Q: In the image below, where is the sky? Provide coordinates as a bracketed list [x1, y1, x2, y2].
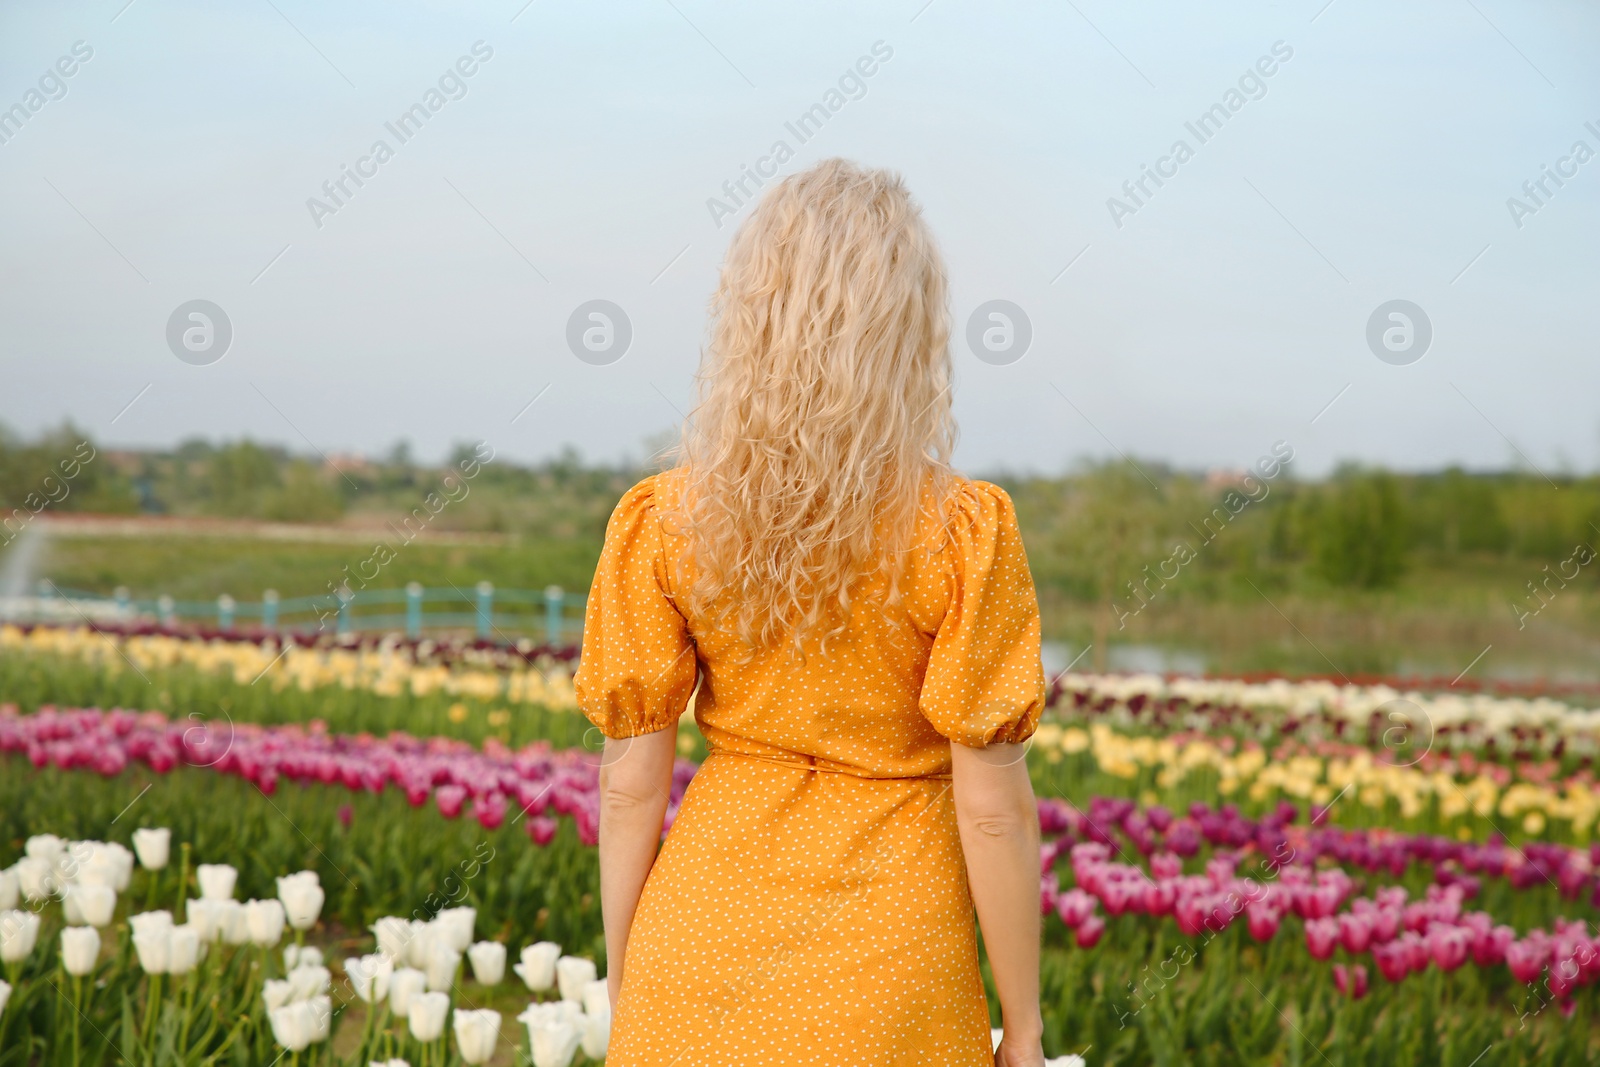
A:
[1, 0, 1597, 479]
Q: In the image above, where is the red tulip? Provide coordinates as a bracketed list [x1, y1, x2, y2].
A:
[1373, 941, 1410, 983]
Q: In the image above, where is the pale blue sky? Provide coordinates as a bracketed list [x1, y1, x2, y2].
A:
[2, 0, 1597, 477]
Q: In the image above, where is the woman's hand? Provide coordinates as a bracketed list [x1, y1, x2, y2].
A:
[994, 1032, 1047, 1067]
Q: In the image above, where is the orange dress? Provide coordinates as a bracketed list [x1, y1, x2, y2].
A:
[574, 468, 1045, 1067]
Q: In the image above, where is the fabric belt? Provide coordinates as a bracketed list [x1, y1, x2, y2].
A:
[704, 747, 953, 782]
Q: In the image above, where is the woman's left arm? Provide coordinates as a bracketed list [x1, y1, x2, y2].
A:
[599, 727, 678, 1008]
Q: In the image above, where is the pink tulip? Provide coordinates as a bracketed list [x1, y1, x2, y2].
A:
[1150, 853, 1182, 881]
[1246, 905, 1281, 943]
[1305, 918, 1338, 960]
[1075, 915, 1105, 948]
[436, 785, 467, 819]
[1332, 963, 1368, 999]
[526, 816, 559, 847]
[1507, 939, 1549, 984]
[1372, 941, 1410, 983]
[1426, 924, 1470, 971]
[1337, 912, 1372, 954]
[1055, 889, 1097, 929]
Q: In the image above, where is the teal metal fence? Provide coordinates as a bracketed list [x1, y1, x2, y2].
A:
[22, 581, 587, 645]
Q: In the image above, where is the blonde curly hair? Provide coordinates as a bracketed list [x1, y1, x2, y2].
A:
[665, 158, 958, 658]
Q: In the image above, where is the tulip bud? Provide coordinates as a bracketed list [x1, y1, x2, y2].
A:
[408, 990, 450, 1042]
[453, 1007, 501, 1065]
[132, 828, 171, 871]
[513, 942, 561, 992]
[245, 899, 286, 947]
[389, 967, 427, 1016]
[61, 926, 101, 976]
[345, 953, 394, 1003]
[0, 910, 42, 964]
[277, 872, 324, 932]
[555, 955, 597, 1002]
[167, 924, 202, 975]
[197, 864, 238, 901]
[467, 941, 506, 985]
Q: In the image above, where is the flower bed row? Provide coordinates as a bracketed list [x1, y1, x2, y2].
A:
[0, 705, 697, 849]
[1033, 722, 1600, 837]
[1049, 673, 1600, 759]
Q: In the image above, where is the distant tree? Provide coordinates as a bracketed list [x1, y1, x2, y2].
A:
[1057, 460, 1170, 671]
[206, 441, 281, 517]
[262, 460, 345, 523]
[1308, 468, 1409, 588]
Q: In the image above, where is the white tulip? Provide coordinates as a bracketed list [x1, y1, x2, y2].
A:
[345, 953, 393, 1003]
[186, 898, 223, 942]
[405, 921, 437, 970]
[388, 967, 427, 1017]
[467, 941, 506, 985]
[268, 999, 319, 1052]
[277, 872, 324, 931]
[218, 899, 250, 945]
[436, 906, 476, 952]
[452, 1007, 501, 1065]
[368, 1061, 409, 1067]
[167, 925, 202, 975]
[25, 834, 66, 863]
[0, 980, 10, 1017]
[285, 944, 324, 971]
[61, 926, 101, 976]
[1045, 1057, 1088, 1067]
[513, 942, 561, 991]
[287, 964, 331, 1002]
[425, 945, 460, 993]
[992, 1029, 1005, 1052]
[129, 910, 172, 936]
[263, 979, 296, 1010]
[63, 884, 116, 928]
[15, 857, 55, 902]
[196, 864, 237, 901]
[0, 868, 17, 911]
[132, 928, 170, 974]
[555, 956, 597, 1003]
[579, 977, 610, 1019]
[408, 990, 450, 1042]
[132, 828, 171, 871]
[245, 899, 286, 947]
[307, 994, 332, 1042]
[527, 1020, 581, 1067]
[371, 916, 411, 962]
[520, 1000, 584, 1028]
[0, 910, 41, 964]
[580, 1007, 611, 1060]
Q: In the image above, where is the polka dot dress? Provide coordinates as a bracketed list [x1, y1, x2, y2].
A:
[574, 468, 1046, 1067]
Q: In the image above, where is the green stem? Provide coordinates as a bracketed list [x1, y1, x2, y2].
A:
[174, 842, 191, 922]
[178, 968, 197, 1052]
[72, 974, 83, 1067]
[144, 972, 163, 1056]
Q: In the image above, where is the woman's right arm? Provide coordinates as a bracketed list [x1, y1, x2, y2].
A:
[951, 740, 1045, 1067]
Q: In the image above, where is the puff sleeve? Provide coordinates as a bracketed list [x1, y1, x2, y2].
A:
[573, 475, 698, 738]
[918, 480, 1046, 748]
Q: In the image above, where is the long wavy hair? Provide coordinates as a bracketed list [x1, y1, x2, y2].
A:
[665, 158, 958, 658]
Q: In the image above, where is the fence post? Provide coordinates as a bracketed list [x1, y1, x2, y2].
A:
[157, 595, 176, 629]
[262, 589, 279, 632]
[544, 585, 564, 646]
[406, 582, 423, 639]
[337, 590, 352, 636]
[217, 595, 235, 632]
[114, 586, 131, 619]
[475, 581, 494, 640]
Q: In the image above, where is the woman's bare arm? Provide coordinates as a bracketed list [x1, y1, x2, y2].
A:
[951, 741, 1044, 1065]
[598, 728, 678, 1008]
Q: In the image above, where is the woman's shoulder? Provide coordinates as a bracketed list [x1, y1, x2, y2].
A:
[915, 470, 1016, 543]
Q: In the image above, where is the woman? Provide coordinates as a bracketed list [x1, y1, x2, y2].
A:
[575, 158, 1047, 1066]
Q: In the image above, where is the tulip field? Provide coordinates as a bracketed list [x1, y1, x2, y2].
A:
[3, 625, 1600, 1064]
